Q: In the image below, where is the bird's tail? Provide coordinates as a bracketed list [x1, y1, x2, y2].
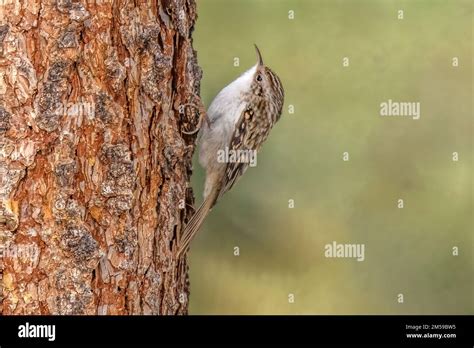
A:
[177, 189, 217, 257]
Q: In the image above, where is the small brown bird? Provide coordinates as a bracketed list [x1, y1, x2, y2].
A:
[178, 45, 284, 257]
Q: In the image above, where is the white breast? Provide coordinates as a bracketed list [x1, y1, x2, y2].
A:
[207, 64, 257, 127]
[198, 65, 257, 173]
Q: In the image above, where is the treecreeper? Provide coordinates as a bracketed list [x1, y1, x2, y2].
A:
[177, 45, 285, 257]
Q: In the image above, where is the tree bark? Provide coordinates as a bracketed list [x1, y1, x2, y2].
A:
[0, 0, 202, 315]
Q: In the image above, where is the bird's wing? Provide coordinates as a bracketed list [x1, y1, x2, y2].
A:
[219, 105, 271, 198]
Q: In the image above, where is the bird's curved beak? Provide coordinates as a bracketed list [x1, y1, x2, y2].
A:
[254, 44, 264, 66]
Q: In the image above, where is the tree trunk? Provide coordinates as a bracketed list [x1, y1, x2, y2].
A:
[0, 0, 202, 315]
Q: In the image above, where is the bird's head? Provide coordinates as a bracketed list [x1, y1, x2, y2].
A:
[251, 45, 285, 118]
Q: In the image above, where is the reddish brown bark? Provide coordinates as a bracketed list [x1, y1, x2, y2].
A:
[0, 0, 202, 315]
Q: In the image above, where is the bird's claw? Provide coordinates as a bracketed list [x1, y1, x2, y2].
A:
[181, 102, 211, 134]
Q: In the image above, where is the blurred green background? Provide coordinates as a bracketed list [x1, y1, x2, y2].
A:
[188, 0, 473, 314]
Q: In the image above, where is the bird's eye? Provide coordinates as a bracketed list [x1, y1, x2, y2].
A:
[256, 74, 262, 82]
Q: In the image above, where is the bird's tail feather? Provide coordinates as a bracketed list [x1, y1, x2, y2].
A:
[177, 189, 217, 257]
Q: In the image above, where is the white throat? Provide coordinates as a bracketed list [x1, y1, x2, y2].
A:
[206, 64, 257, 129]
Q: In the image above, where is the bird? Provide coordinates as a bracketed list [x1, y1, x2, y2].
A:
[177, 45, 284, 257]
